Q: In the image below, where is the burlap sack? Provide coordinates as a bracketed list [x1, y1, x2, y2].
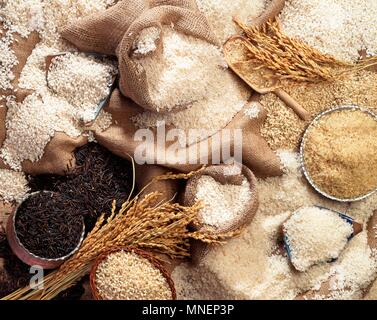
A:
[182, 164, 258, 264]
[20, 134, 88, 176]
[61, 0, 283, 200]
[93, 89, 282, 177]
[0, 24, 90, 176]
[135, 164, 180, 204]
[61, 0, 219, 113]
[0, 203, 15, 235]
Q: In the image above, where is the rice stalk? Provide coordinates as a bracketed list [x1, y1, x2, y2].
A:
[232, 19, 377, 83]
[1, 168, 234, 301]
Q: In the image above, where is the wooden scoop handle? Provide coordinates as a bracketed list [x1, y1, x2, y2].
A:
[274, 88, 311, 121]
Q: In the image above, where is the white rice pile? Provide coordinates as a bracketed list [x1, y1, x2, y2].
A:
[0, 169, 29, 203]
[0, 33, 18, 92]
[280, 0, 377, 62]
[132, 26, 250, 144]
[133, 26, 161, 56]
[47, 52, 117, 119]
[196, 0, 267, 44]
[195, 175, 252, 229]
[283, 206, 354, 272]
[1, 94, 111, 170]
[0, 0, 116, 171]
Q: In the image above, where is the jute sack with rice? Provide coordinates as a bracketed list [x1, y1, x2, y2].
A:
[0, 26, 37, 170]
[183, 164, 259, 263]
[89, 91, 282, 177]
[61, 0, 283, 178]
[0, 25, 87, 233]
[62, 0, 219, 113]
[0, 25, 87, 176]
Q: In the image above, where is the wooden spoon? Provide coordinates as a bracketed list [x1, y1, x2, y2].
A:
[223, 36, 310, 121]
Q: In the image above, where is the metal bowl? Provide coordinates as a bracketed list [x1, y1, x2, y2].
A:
[283, 205, 363, 267]
[6, 191, 85, 270]
[300, 105, 377, 202]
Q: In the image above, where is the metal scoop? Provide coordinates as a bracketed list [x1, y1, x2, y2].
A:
[223, 36, 310, 121]
[282, 205, 363, 270]
[45, 52, 118, 127]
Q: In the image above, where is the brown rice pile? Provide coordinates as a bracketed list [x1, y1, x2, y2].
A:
[303, 108, 377, 200]
[95, 250, 172, 300]
[260, 70, 377, 151]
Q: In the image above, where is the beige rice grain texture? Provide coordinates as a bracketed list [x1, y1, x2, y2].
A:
[133, 27, 161, 56]
[0, 169, 29, 203]
[95, 251, 172, 300]
[280, 0, 377, 62]
[261, 70, 377, 152]
[196, 0, 267, 44]
[173, 151, 377, 300]
[47, 52, 117, 114]
[132, 26, 250, 144]
[0, 34, 18, 92]
[303, 108, 377, 200]
[195, 175, 252, 229]
[283, 207, 354, 272]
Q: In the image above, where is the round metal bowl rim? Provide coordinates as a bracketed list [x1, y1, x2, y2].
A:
[12, 191, 85, 262]
[300, 105, 377, 203]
